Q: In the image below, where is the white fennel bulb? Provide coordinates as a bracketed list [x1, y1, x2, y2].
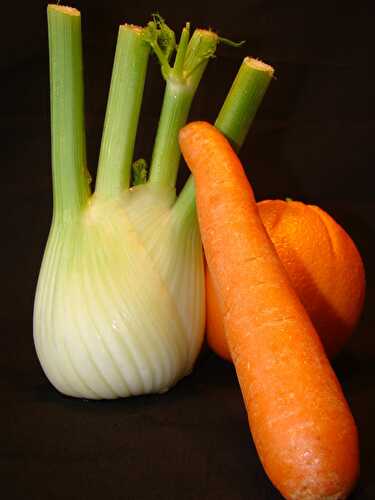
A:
[34, 5, 264, 399]
[34, 184, 204, 398]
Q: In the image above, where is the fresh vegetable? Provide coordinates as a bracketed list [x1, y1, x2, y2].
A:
[33, 5, 271, 399]
[179, 121, 359, 500]
[207, 199, 366, 361]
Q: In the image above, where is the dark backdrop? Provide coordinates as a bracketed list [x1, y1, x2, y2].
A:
[2, 1, 374, 499]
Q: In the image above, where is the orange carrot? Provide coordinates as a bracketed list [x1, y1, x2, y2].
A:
[179, 121, 359, 500]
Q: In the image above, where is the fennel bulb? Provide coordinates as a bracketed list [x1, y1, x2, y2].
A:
[34, 5, 272, 399]
[34, 6, 212, 399]
[34, 184, 204, 398]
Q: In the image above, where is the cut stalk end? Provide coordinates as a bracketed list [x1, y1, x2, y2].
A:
[48, 4, 80, 17]
[244, 57, 274, 76]
[121, 23, 143, 33]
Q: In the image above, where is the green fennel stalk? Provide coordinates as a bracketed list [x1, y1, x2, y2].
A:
[147, 26, 219, 188]
[95, 25, 150, 198]
[174, 57, 274, 221]
[48, 5, 90, 220]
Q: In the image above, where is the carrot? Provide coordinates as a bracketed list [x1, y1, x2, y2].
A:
[179, 121, 359, 500]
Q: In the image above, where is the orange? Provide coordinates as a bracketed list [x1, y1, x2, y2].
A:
[206, 199, 366, 360]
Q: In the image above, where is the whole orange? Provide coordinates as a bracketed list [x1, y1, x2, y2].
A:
[206, 199, 366, 360]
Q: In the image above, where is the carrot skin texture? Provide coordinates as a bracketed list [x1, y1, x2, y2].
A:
[179, 121, 359, 500]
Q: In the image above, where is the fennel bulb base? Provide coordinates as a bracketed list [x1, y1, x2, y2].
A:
[33, 185, 205, 399]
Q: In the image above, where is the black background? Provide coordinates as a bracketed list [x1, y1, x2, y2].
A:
[2, 1, 375, 499]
